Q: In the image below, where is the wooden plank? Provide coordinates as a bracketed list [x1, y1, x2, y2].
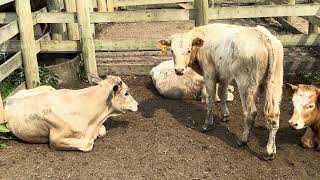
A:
[35, 4, 320, 23]
[64, 0, 79, 40]
[0, 52, 22, 82]
[287, 0, 296, 23]
[274, 17, 302, 34]
[15, 0, 40, 88]
[114, 0, 193, 7]
[3, 82, 26, 101]
[0, 8, 47, 45]
[91, 9, 194, 23]
[0, 0, 13, 6]
[107, 0, 114, 12]
[301, 16, 320, 27]
[76, 0, 98, 76]
[0, 12, 16, 24]
[0, 20, 18, 45]
[47, 0, 65, 40]
[279, 33, 320, 46]
[35, 10, 193, 23]
[195, 0, 208, 26]
[0, 32, 50, 53]
[208, 4, 320, 19]
[308, 0, 319, 34]
[38, 34, 320, 53]
[98, 64, 156, 76]
[97, 0, 107, 12]
[178, 2, 194, 9]
[0, 33, 50, 82]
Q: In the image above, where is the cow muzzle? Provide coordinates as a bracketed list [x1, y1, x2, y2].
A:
[175, 68, 185, 76]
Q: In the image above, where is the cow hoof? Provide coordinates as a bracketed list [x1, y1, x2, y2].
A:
[221, 117, 229, 123]
[237, 139, 247, 147]
[201, 124, 213, 132]
[263, 153, 275, 161]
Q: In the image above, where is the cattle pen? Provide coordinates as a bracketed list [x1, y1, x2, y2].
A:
[0, 0, 319, 91]
[1, 0, 320, 179]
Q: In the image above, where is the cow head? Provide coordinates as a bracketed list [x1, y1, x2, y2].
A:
[89, 75, 138, 113]
[287, 83, 320, 129]
[158, 33, 204, 76]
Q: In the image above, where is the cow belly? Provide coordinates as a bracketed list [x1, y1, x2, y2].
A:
[5, 106, 50, 143]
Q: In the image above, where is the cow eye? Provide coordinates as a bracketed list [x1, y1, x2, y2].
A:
[125, 92, 129, 96]
[187, 50, 191, 53]
[306, 104, 314, 109]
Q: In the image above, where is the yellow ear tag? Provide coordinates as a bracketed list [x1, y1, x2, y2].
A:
[161, 46, 169, 55]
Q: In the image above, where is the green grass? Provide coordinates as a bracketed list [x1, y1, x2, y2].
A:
[299, 70, 320, 85]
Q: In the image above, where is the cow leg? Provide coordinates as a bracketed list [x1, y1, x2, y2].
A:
[98, 125, 107, 138]
[237, 85, 258, 146]
[264, 114, 279, 160]
[202, 73, 216, 131]
[301, 127, 315, 149]
[218, 80, 230, 122]
[49, 131, 94, 152]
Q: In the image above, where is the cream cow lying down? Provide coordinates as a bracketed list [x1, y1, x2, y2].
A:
[0, 75, 138, 151]
[150, 60, 234, 102]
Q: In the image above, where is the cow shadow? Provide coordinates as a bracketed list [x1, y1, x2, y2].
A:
[140, 81, 302, 160]
[104, 118, 129, 131]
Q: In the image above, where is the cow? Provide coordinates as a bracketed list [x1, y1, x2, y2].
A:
[287, 83, 320, 150]
[0, 75, 138, 151]
[158, 23, 283, 160]
[150, 60, 235, 102]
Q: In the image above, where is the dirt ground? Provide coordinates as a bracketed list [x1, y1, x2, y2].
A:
[1, 17, 320, 179]
[1, 76, 320, 179]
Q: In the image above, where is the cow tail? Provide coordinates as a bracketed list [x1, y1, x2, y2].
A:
[263, 37, 283, 118]
[0, 94, 5, 124]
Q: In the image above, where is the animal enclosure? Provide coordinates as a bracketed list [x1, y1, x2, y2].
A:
[0, 0, 319, 93]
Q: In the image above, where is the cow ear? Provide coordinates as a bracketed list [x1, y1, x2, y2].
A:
[286, 83, 298, 94]
[157, 40, 171, 48]
[192, 38, 204, 47]
[113, 84, 119, 93]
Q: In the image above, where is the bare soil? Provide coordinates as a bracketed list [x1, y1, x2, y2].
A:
[1, 76, 320, 179]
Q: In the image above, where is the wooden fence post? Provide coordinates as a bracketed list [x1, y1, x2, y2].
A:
[209, 0, 214, 8]
[97, 0, 107, 12]
[107, 0, 114, 12]
[64, 0, 80, 40]
[88, 0, 95, 37]
[195, 0, 209, 27]
[47, 0, 65, 40]
[76, 0, 98, 76]
[15, 0, 40, 88]
[308, 0, 319, 34]
[287, 0, 295, 23]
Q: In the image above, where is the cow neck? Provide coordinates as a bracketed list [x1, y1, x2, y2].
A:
[190, 47, 204, 76]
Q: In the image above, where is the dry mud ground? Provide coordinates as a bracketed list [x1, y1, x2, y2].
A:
[1, 76, 320, 179]
[1, 19, 320, 179]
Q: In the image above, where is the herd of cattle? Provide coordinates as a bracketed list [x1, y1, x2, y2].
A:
[0, 23, 319, 161]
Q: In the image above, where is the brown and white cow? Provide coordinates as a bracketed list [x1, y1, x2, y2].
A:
[0, 75, 138, 151]
[287, 83, 320, 150]
[159, 23, 283, 160]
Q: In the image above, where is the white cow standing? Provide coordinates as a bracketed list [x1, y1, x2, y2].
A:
[150, 60, 234, 102]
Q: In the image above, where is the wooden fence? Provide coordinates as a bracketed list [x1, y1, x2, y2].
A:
[0, 0, 319, 91]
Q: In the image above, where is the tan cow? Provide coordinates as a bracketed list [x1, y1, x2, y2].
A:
[287, 83, 320, 150]
[1, 75, 138, 151]
[159, 23, 283, 160]
[150, 60, 235, 102]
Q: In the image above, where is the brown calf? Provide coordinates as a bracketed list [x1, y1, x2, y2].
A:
[287, 83, 320, 149]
